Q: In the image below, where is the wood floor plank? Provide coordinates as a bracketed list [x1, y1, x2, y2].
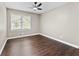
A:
[1, 35, 79, 56]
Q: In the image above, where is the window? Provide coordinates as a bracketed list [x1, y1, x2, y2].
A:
[10, 13, 31, 30]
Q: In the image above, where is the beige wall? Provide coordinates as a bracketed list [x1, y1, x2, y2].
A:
[7, 9, 40, 37]
[0, 3, 7, 54]
[40, 3, 79, 46]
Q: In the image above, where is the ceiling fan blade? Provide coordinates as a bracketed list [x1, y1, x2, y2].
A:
[37, 8, 42, 10]
[34, 2, 37, 4]
[37, 3, 42, 7]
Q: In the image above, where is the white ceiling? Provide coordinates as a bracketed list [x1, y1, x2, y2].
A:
[3, 2, 68, 14]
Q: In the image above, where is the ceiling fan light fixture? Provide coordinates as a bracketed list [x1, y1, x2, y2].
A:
[33, 7, 37, 11]
[32, 2, 42, 11]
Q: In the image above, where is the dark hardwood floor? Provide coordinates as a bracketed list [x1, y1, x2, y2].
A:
[1, 35, 79, 56]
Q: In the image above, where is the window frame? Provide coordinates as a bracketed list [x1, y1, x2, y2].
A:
[8, 10, 32, 31]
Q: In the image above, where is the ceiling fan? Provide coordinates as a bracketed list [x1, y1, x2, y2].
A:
[32, 2, 42, 11]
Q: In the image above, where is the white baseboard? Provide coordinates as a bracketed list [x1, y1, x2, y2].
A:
[0, 39, 7, 55]
[8, 33, 40, 39]
[0, 33, 40, 55]
[39, 33, 79, 49]
[1, 33, 79, 55]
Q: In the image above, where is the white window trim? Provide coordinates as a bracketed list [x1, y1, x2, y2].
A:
[10, 12, 32, 31]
